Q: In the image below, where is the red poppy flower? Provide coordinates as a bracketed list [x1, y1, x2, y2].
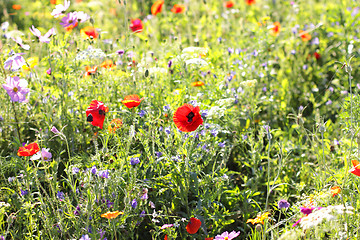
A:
[80, 26, 99, 39]
[17, 142, 40, 157]
[205, 238, 214, 240]
[86, 100, 109, 129]
[350, 160, 360, 177]
[186, 217, 201, 234]
[173, 104, 203, 132]
[50, 0, 57, 4]
[314, 52, 321, 60]
[224, 1, 234, 8]
[164, 235, 167, 240]
[130, 19, 143, 33]
[84, 66, 98, 77]
[299, 30, 311, 42]
[270, 22, 281, 36]
[121, 95, 142, 109]
[171, 4, 186, 13]
[151, 0, 164, 15]
[245, 0, 256, 5]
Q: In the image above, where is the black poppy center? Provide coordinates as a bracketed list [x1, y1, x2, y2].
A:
[186, 112, 195, 123]
[99, 109, 105, 116]
[87, 113, 93, 122]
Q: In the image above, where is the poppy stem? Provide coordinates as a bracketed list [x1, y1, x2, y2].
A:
[12, 101, 22, 144]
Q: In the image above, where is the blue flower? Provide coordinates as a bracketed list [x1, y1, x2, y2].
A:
[138, 110, 146, 117]
[155, 151, 162, 158]
[278, 199, 290, 209]
[140, 210, 146, 218]
[130, 157, 140, 165]
[218, 141, 226, 148]
[57, 191, 65, 200]
[20, 189, 28, 196]
[72, 167, 80, 174]
[131, 199, 138, 208]
[99, 170, 110, 179]
[91, 165, 97, 175]
[165, 127, 171, 134]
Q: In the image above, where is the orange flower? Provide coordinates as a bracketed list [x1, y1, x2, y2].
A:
[270, 22, 281, 36]
[191, 81, 205, 87]
[299, 30, 311, 42]
[12, 5, 22, 10]
[17, 142, 40, 157]
[171, 4, 186, 13]
[151, 0, 164, 15]
[246, 212, 270, 225]
[65, 22, 78, 32]
[330, 186, 341, 197]
[84, 66, 98, 77]
[108, 118, 123, 133]
[50, 0, 57, 4]
[186, 217, 201, 234]
[224, 1, 234, 8]
[100, 60, 116, 70]
[101, 211, 123, 219]
[80, 26, 99, 39]
[245, 0, 256, 5]
[350, 160, 360, 177]
[205, 238, 214, 240]
[122, 95, 142, 109]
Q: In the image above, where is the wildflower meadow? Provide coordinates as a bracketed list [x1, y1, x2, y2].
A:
[0, 0, 359, 239]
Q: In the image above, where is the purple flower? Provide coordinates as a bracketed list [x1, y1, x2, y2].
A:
[140, 210, 146, 217]
[91, 166, 97, 175]
[20, 189, 28, 196]
[98, 229, 106, 239]
[303, 65, 308, 70]
[155, 151, 162, 158]
[99, 170, 110, 179]
[51, 0, 70, 18]
[228, 47, 234, 54]
[201, 110, 208, 118]
[168, 60, 172, 68]
[300, 207, 315, 215]
[211, 129, 218, 137]
[290, 50, 296, 55]
[74, 205, 80, 215]
[311, 37, 319, 45]
[29, 26, 56, 43]
[57, 191, 65, 200]
[117, 49, 124, 55]
[60, 12, 78, 28]
[218, 141, 226, 148]
[215, 231, 240, 240]
[278, 199, 290, 209]
[4, 53, 26, 71]
[138, 110, 146, 117]
[79, 234, 90, 240]
[106, 200, 113, 208]
[165, 127, 171, 134]
[326, 100, 332, 105]
[130, 157, 140, 165]
[51, 126, 60, 134]
[2, 76, 30, 102]
[163, 105, 170, 111]
[46, 68, 52, 75]
[131, 199, 138, 208]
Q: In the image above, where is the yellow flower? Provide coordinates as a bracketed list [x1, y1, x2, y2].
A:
[101, 211, 123, 219]
[246, 212, 270, 225]
[22, 57, 39, 71]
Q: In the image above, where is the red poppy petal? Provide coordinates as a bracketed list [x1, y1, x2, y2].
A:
[186, 217, 201, 234]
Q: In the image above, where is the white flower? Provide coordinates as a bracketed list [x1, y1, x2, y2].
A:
[185, 58, 208, 67]
[240, 79, 257, 87]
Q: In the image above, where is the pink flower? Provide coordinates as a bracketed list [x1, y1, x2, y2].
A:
[11, 37, 30, 50]
[160, 224, 174, 229]
[215, 231, 240, 240]
[4, 52, 26, 71]
[51, 0, 70, 18]
[2, 76, 30, 102]
[29, 26, 56, 43]
[60, 12, 78, 28]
